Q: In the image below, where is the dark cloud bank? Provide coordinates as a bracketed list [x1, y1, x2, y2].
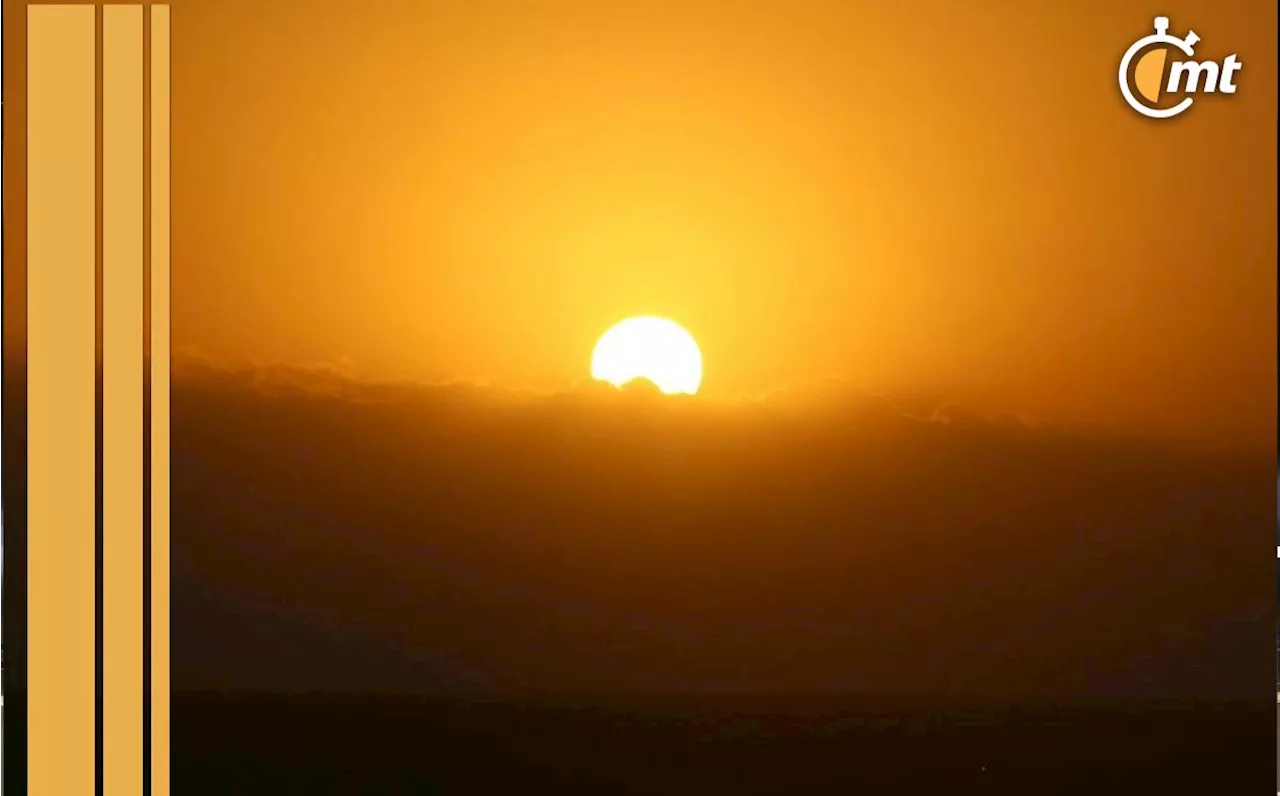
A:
[171, 356, 1271, 700]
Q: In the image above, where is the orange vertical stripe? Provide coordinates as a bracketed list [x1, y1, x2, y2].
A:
[103, 5, 145, 795]
[149, 6, 172, 796]
[27, 5, 98, 795]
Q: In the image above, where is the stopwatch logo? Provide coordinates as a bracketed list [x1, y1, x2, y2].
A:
[1118, 16, 1242, 119]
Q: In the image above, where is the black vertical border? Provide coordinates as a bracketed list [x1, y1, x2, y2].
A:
[93, 5, 104, 795]
[141, 5, 153, 794]
[0, 1, 28, 791]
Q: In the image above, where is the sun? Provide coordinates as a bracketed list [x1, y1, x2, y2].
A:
[591, 316, 703, 396]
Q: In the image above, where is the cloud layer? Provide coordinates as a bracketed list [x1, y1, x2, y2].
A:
[169, 354, 1271, 699]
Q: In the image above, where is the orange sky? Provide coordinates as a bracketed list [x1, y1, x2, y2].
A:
[25, 0, 1278, 443]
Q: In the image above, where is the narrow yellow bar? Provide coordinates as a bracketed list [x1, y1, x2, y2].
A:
[150, 6, 173, 796]
[103, 6, 145, 796]
[26, 5, 98, 795]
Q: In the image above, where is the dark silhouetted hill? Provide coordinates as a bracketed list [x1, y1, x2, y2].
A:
[166, 356, 1271, 700]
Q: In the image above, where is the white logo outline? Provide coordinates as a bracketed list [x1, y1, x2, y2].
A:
[1118, 16, 1199, 119]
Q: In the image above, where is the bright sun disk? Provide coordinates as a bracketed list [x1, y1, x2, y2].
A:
[591, 316, 703, 396]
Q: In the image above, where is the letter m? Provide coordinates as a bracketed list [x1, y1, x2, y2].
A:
[1168, 60, 1220, 93]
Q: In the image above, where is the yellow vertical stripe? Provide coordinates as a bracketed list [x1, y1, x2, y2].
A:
[26, 5, 98, 795]
[149, 6, 173, 796]
[103, 6, 145, 796]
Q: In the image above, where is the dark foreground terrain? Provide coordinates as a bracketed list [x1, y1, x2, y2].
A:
[164, 693, 1267, 795]
[138, 371, 1272, 795]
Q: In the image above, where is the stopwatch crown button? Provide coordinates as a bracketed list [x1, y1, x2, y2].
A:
[1153, 16, 1169, 35]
